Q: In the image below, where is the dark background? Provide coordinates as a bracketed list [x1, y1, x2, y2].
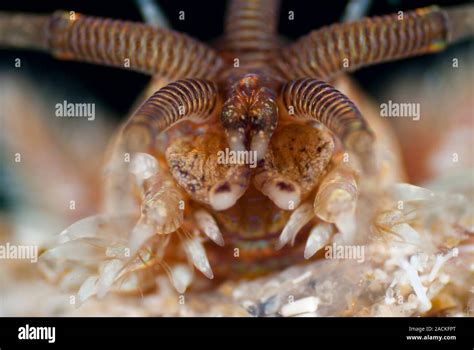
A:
[0, 0, 471, 119]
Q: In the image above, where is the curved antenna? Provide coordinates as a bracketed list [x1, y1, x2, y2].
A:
[280, 79, 375, 173]
[0, 11, 223, 80]
[275, 5, 474, 80]
[221, 0, 281, 64]
[123, 79, 220, 152]
[0, 12, 48, 51]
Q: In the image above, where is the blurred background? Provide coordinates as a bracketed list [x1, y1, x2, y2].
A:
[0, 0, 472, 316]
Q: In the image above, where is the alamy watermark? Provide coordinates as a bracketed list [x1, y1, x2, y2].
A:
[55, 100, 95, 121]
[380, 100, 420, 121]
[324, 242, 365, 263]
[0, 242, 38, 263]
[18, 324, 55, 343]
[217, 148, 258, 168]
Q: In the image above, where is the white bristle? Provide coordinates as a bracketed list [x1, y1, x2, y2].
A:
[428, 250, 456, 282]
[335, 212, 356, 243]
[389, 183, 435, 202]
[194, 210, 224, 246]
[97, 259, 124, 299]
[129, 220, 155, 253]
[391, 223, 421, 245]
[399, 259, 432, 312]
[280, 297, 320, 317]
[291, 271, 312, 284]
[277, 202, 313, 249]
[304, 223, 333, 259]
[183, 238, 214, 279]
[171, 264, 194, 294]
[77, 276, 99, 306]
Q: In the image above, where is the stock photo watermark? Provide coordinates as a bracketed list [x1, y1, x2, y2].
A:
[55, 100, 96, 121]
[0, 242, 38, 263]
[380, 100, 420, 121]
[324, 243, 365, 263]
[217, 148, 258, 168]
[18, 324, 56, 343]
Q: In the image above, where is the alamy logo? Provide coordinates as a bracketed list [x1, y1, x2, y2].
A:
[380, 100, 420, 121]
[0, 242, 38, 263]
[18, 324, 56, 343]
[324, 243, 365, 263]
[217, 148, 258, 168]
[55, 100, 95, 121]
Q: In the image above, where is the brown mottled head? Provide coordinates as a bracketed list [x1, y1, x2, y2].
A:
[220, 73, 278, 160]
[165, 121, 334, 212]
[254, 123, 335, 210]
[165, 130, 251, 211]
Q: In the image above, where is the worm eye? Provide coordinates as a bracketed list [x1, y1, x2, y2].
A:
[214, 182, 231, 193]
[276, 181, 295, 192]
[165, 133, 250, 210]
